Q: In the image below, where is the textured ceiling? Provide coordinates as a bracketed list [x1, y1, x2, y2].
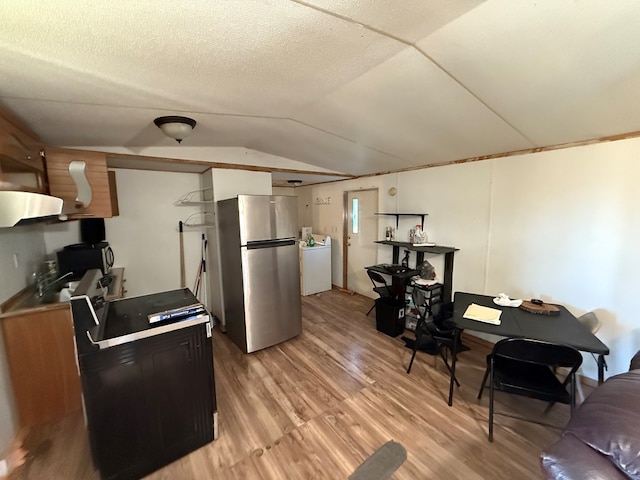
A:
[2, 1, 640, 177]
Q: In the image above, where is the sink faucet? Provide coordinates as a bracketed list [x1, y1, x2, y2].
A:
[36, 271, 74, 298]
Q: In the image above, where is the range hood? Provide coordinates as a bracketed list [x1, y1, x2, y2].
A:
[0, 191, 64, 227]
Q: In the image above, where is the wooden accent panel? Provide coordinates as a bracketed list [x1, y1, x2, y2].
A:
[0, 111, 46, 193]
[108, 170, 119, 216]
[106, 267, 126, 300]
[1, 307, 82, 427]
[45, 147, 116, 218]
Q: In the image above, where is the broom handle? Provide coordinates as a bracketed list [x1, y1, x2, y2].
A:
[179, 221, 186, 288]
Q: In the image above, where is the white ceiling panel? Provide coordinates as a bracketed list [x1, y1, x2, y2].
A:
[271, 171, 352, 187]
[420, 1, 640, 145]
[297, 47, 533, 165]
[300, 0, 485, 43]
[0, 1, 403, 116]
[241, 117, 413, 175]
[2, 1, 640, 178]
[1, 97, 400, 175]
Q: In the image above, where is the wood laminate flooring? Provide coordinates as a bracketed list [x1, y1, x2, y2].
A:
[14, 289, 575, 479]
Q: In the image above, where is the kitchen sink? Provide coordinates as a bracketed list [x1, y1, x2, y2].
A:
[16, 277, 78, 309]
[39, 280, 78, 304]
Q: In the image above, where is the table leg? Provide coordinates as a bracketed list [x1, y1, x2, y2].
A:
[448, 328, 460, 406]
[391, 277, 405, 301]
[597, 354, 605, 384]
[442, 252, 455, 304]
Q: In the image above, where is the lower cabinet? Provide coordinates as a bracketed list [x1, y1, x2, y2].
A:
[79, 323, 216, 480]
[1, 305, 82, 427]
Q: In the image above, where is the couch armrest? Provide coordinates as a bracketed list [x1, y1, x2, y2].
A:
[541, 434, 627, 480]
[630, 350, 640, 371]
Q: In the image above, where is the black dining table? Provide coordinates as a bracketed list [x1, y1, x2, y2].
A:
[447, 292, 610, 406]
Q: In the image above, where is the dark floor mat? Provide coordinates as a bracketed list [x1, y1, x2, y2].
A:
[349, 440, 407, 480]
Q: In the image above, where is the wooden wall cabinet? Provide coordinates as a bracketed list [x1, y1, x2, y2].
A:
[0, 112, 46, 193]
[1, 305, 82, 427]
[45, 147, 119, 218]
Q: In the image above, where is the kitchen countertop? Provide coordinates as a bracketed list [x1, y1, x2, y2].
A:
[0, 268, 125, 318]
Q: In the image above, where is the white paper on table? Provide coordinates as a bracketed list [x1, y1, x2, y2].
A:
[463, 303, 502, 325]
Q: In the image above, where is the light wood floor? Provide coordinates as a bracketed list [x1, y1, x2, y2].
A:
[14, 289, 576, 479]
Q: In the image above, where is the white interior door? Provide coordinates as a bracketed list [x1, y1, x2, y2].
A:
[346, 189, 378, 296]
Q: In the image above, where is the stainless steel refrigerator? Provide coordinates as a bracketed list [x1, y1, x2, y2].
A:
[217, 195, 301, 353]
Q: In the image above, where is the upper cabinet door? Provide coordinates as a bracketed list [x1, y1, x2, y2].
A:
[45, 147, 119, 218]
[0, 115, 46, 193]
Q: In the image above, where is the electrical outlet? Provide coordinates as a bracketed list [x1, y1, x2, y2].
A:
[13, 253, 19, 269]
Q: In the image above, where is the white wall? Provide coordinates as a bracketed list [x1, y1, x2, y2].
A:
[299, 137, 640, 380]
[104, 169, 204, 297]
[271, 186, 294, 196]
[202, 168, 272, 325]
[486, 142, 640, 376]
[43, 220, 80, 254]
[0, 224, 46, 452]
[297, 175, 399, 286]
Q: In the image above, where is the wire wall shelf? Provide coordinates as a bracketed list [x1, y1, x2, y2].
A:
[174, 188, 216, 206]
[182, 211, 214, 228]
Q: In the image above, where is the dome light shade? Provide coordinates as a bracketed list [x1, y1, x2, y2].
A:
[153, 116, 197, 143]
[287, 179, 302, 186]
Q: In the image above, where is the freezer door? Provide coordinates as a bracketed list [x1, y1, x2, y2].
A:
[238, 195, 297, 244]
[241, 241, 301, 353]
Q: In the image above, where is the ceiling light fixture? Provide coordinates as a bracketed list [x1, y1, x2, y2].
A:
[287, 179, 303, 186]
[153, 116, 197, 143]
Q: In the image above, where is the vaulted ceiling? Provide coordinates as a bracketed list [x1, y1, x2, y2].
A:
[2, 1, 640, 177]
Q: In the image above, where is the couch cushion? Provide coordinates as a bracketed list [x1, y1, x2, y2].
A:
[630, 350, 640, 371]
[563, 370, 640, 478]
[541, 433, 627, 479]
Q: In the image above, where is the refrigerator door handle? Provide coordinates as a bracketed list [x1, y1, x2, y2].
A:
[246, 239, 296, 250]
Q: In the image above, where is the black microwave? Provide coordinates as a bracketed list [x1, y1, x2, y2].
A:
[56, 242, 114, 278]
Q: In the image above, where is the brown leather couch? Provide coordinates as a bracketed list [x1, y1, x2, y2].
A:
[540, 351, 640, 479]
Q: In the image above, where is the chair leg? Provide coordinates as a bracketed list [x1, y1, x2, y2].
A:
[488, 361, 494, 442]
[407, 347, 418, 374]
[478, 366, 489, 400]
[439, 347, 460, 387]
[570, 373, 576, 416]
[366, 302, 375, 316]
[575, 371, 585, 404]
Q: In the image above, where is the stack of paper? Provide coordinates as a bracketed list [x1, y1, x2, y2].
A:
[463, 303, 502, 325]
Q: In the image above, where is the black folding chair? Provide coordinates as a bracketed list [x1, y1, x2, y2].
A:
[477, 338, 583, 442]
[366, 269, 393, 316]
[406, 288, 459, 383]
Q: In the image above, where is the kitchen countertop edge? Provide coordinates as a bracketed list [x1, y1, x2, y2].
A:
[1, 267, 125, 319]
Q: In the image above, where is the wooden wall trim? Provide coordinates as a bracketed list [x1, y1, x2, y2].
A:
[356, 129, 640, 179]
[104, 151, 355, 178]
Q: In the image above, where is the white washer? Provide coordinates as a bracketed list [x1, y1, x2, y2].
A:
[299, 243, 332, 296]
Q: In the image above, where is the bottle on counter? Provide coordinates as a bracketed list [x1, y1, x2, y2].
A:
[414, 225, 422, 244]
[307, 235, 315, 247]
